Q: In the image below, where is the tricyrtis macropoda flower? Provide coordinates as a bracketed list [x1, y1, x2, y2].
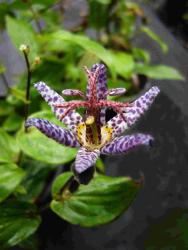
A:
[25, 64, 160, 176]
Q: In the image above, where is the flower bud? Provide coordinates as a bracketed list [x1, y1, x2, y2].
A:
[19, 44, 30, 54]
[34, 56, 41, 65]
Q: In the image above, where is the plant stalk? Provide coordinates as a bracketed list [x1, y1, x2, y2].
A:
[23, 50, 31, 132]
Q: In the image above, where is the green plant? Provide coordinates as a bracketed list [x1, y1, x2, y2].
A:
[0, 0, 184, 248]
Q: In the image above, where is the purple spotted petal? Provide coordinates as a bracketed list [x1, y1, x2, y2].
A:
[126, 86, 160, 126]
[34, 82, 83, 132]
[62, 89, 85, 98]
[107, 86, 160, 137]
[25, 118, 80, 148]
[107, 88, 126, 96]
[75, 147, 100, 174]
[101, 133, 153, 155]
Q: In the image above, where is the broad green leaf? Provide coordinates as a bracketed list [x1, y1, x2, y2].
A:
[0, 100, 13, 117]
[110, 51, 134, 78]
[78, 51, 99, 70]
[51, 172, 141, 227]
[132, 48, 150, 64]
[43, 30, 135, 78]
[0, 200, 41, 248]
[6, 16, 39, 60]
[10, 0, 55, 9]
[51, 172, 73, 198]
[44, 30, 114, 68]
[135, 64, 184, 80]
[14, 185, 27, 196]
[10, 87, 29, 104]
[141, 26, 168, 53]
[21, 158, 56, 201]
[0, 163, 25, 202]
[0, 129, 20, 163]
[18, 234, 38, 250]
[3, 114, 23, 132]
[17, 129, 77, 165]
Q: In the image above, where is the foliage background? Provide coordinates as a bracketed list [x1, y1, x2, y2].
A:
[0, 0, 188, 249]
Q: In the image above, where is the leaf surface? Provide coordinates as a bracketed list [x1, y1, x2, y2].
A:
[51, 172, 141, 227]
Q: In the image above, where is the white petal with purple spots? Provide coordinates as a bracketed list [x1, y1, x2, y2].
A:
[107, 86, 160, 137]
[62, 89, 85, 98]
[107, 88, 126, 96]
[75, 147, 100, 174]
[101, 133, 153, 155]
[34, 82, 83, 133]
[25, 118, 80, 148]
[126, 86, 160, 127]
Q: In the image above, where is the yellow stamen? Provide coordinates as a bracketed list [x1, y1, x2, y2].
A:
[101, 126, 113, 146]
[76, 121, 112, 151]
[85, 116, 95, 125]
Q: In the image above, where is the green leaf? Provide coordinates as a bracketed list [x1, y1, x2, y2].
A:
[10, 0, 55, 9]
[0, 129, 20, 163]
[43, 30, 134, 78]
[10, 87, 29, 104]
[6, 16, 39, 60]
[141, 26, 168, 53]
[0, 200, 41, 248]
[51, 172, 141, 227]
[51, 172, 73, 198]
[0, 100, 13, 117]
[18, 234, 38, 250]
[3, 114, 23, 132]
[21, 158, 56, 201]
[0, 163, 25, 202]
[110, 51, 134, 78]
[135, 64, 185, 80]
[132, 48, 150, 64]
[17, 129, 77, 165]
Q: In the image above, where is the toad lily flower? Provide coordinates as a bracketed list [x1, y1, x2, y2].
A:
[25, 64, 160, 175]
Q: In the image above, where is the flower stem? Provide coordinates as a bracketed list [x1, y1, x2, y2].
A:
[22, 50, 31, 132]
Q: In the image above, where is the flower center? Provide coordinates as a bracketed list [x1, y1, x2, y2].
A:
[76, 116, 112, 150]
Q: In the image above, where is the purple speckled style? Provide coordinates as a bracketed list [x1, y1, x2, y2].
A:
[87, 63, 107, 125]
[86, 63, 107, 101]
[26, 63, 160, 175]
